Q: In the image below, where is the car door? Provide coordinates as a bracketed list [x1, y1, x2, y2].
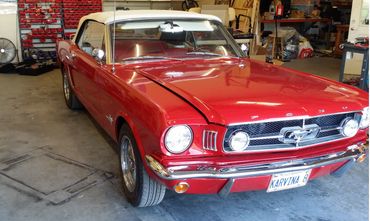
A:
[93, 67, 121, 135]
[70, 21, 106, 113]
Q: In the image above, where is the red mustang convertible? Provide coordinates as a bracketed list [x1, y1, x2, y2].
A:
[57, 10, 369, 207]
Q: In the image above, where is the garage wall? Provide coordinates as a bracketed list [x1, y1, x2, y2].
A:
[345, 0, 368, 75]
[197, 0, 216, 6]
[102, 0, 221, 11]
[102, 1, 182, 11]
[348, 0, 369, 43]
[0, 2, 22, 63]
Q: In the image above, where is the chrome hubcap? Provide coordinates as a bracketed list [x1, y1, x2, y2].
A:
[63, 70, 70, 100]
[120, 136, 137, 192]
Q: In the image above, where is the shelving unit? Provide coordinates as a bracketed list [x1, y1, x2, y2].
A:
[62, 0, 102, 39]
[18, 0, 63, 61]
[332, 0, 352, 8]
[290, 0, 314, 15]
[17, 0, 102, 61]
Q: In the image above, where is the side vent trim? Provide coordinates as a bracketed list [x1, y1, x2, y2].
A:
[203, 130, 218, 151]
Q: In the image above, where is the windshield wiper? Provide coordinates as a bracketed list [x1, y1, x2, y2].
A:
[186, 51, 223, 57]
[122, 56, 179, 62]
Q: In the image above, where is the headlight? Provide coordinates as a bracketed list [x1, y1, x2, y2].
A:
[340, 118, 359, 137]
[360, 107, 369, 129]
[229, 131, 250, 152]
[164, 125, 193, 154]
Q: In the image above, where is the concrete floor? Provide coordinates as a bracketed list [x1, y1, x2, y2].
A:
[0, 58, 368, 221]
[282, 56, 342, 80]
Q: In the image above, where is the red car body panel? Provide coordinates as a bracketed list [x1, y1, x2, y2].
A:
[57, 38, 369, 195]
[135, 58, 367, 125]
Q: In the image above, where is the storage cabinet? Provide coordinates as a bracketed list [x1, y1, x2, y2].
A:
[17, 0, 102, 61]
[18, 0, 63, 61]
[63, 0, 102, 39]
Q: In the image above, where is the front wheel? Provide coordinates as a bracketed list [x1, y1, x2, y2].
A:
[119, 124, 166, 207]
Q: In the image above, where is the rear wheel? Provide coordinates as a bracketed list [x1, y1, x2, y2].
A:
[119, 124, 166, 207]
[62, 66, 83, 110]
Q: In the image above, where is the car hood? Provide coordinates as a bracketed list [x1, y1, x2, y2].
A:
[135, 58, 368, 125]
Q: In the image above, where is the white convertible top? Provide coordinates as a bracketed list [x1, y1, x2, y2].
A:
[79, 10, 221, 26]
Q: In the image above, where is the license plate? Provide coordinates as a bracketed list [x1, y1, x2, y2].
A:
[267, 169, 311, 192]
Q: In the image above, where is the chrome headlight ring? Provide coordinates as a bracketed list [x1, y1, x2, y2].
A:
[340, 117, 360, 138]
[164, 125, 193, 154]
[228, 130, 250, 152]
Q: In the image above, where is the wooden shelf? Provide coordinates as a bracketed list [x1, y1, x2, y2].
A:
[332, 1, 352, 8]
[261, 18, 332, 23]
[105, 0, 183, 1]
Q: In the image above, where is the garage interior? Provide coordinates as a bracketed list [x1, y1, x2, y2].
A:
[0, 0, 369, 220]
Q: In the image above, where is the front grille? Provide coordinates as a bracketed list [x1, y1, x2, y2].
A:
[223, 112, 359, 152]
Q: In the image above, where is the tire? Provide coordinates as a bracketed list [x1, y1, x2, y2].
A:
[61, 65, 83, 110]
[119, 124, 166, 207]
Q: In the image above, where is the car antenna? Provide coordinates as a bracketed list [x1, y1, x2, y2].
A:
[112, 0, 117, 73]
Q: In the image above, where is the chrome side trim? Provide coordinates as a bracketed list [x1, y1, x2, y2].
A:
[228, 111, 361, 126]
[146, 144, 366, 180]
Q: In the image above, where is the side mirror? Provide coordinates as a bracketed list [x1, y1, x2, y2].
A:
[92, 48, 105, 63]
[240, 44, 248, 53]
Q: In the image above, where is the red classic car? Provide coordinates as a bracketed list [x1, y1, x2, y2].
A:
[57, 10, 369, 207]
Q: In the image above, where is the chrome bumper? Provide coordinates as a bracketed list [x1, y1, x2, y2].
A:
[146, 144, 368, 180]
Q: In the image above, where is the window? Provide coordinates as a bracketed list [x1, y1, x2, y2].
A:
[111, 20, 243, 62]
[77, 21, 105, 56]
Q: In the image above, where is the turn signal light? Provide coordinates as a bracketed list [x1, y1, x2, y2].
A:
[357, 154, 367, 163]
[173, 182, 189, 194]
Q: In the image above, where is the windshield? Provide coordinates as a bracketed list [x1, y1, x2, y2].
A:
[110, 19, 242, 62]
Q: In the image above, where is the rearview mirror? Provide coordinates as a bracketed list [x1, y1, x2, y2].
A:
[92, 48, 105, 63]
[159, 22, 184, 33]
